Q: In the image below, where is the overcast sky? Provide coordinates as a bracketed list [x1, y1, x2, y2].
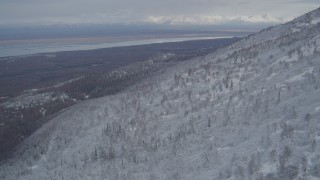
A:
[0, 0, 319, 26]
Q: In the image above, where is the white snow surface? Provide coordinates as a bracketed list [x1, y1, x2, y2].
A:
[1, 7, 320, 180]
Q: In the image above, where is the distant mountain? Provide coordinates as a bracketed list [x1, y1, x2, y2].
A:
[1, 7, 320, 180]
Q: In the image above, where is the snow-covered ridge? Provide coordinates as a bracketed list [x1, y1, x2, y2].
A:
[0, 76, 84, 109]
[53, 77, 84, 88]
[1, 8, 320, 180]
[150, 53, 176, 63]
[1, 92, 69, 109]
[102, 53, 176, 81]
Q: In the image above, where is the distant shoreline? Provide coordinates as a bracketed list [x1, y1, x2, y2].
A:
[0, 34, 243, 58]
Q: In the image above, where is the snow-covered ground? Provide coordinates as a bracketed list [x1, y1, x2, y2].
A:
[1, 7, 320, 180]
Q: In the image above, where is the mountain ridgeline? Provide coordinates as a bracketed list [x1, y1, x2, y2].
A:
[1, 8, 320, 180]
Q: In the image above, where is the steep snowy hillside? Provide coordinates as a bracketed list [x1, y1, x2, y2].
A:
[1, 8, 320, 180]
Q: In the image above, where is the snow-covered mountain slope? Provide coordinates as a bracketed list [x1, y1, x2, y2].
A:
[1, 8, 320, 180]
